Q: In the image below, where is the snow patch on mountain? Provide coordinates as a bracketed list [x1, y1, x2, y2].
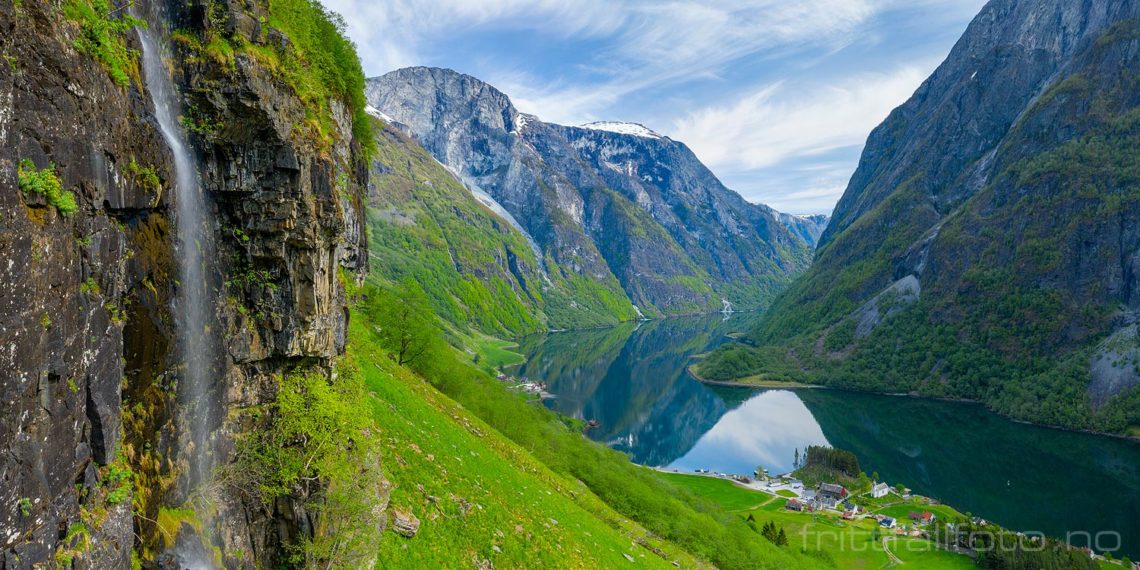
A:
[580, 121, 662, 139]
[514, 113, 537, 133]
[365, 105, 394, 123]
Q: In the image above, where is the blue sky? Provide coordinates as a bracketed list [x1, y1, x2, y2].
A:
[321, 0, 988, 215]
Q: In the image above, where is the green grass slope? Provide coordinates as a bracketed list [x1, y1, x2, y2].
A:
[349, 290, 830, 570]
[352, 326, 705, 568]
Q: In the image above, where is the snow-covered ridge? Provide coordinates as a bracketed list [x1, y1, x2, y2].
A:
[579, 121, 662, 139]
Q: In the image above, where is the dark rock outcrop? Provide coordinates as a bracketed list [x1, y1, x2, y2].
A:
[0, 0, 369, 567]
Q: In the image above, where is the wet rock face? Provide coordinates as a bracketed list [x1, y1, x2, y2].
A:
[147, 1, 370, 566]
[0, 0, 367, 567]
[0, 0, 162, 564]
[192, 56, 364, 364]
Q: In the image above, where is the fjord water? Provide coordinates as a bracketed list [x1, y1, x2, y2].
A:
[513, 316, 1140, 558]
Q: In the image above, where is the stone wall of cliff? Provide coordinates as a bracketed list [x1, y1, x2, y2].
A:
[0, 0, 368, 567]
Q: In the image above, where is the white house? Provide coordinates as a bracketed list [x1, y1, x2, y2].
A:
[871, 482, 890, 498]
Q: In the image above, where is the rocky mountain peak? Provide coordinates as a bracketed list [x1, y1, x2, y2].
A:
[367, 67, 813, 316]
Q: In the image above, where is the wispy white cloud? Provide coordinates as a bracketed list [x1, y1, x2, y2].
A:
[320, 0, 625, 73]
[318, 0, 987, 212]
[322, 0, 891, 122]
[671, 65, 931, 171]
[666, 64, 940, 213]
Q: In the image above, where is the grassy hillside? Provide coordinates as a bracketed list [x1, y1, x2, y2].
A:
[350, 323, 706, 568]
[349, 283, 830, 569]
[366, 121, 638, 337]
[367, 124, 548, 337]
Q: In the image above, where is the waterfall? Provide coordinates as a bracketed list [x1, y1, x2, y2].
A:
[136, 6, 221, 567]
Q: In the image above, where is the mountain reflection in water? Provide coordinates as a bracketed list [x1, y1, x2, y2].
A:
[514, 316, 1140, 558]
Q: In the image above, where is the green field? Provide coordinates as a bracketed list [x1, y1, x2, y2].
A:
[866, 498, 966, 525]
[656, 472, 773, 512]
[451, 326, 527, 373]
[473, 336, 526, 370]
[661, 473, 976, 570]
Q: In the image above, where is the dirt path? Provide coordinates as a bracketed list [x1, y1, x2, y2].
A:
[882, 537, 903, 567]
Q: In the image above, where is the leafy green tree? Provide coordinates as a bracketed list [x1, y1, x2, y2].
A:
[361, 280, 444, 367]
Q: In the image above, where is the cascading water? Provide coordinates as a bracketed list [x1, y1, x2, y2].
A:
[136, 6, 221, 568]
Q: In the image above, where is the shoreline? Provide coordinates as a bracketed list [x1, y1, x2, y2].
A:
[684, 362, 820, 389]
[687, 364, 1140, 444]
[686, 364, 820, 389]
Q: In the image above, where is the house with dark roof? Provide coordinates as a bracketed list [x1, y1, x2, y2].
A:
[815, 483, 848, 509]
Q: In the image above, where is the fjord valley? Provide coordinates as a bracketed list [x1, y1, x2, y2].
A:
[2, 0, 1139, 569]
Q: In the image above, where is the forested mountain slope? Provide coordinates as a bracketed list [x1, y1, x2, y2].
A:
[365, 120, 554, 336]
[700, 0, 1140, 435]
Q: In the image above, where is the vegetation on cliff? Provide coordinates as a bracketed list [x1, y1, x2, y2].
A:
[168, 0, 374, 157]
[263, 0, 373, 156]
[63, 0, 142, 87]
[17, 159, 79, 216]
[225, 365, 387, 568]
[698, 13, 1140, 436]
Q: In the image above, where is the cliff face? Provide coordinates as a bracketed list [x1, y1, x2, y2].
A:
[777, 214, 829, 249]
[822, 0, 1139, 248]
[731, 0, 1140, 433]
[0, 0, 368, 567]
[366, 67, 810, 321]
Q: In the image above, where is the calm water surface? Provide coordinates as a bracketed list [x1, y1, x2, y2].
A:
[512, 315, 1140, 557]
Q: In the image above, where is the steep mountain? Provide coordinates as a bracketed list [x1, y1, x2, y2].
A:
[365, 117, 551, 336]
[777, 213, 830, 248]
[700, 0, 1140, 434]
[366, 67, 811, 321]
